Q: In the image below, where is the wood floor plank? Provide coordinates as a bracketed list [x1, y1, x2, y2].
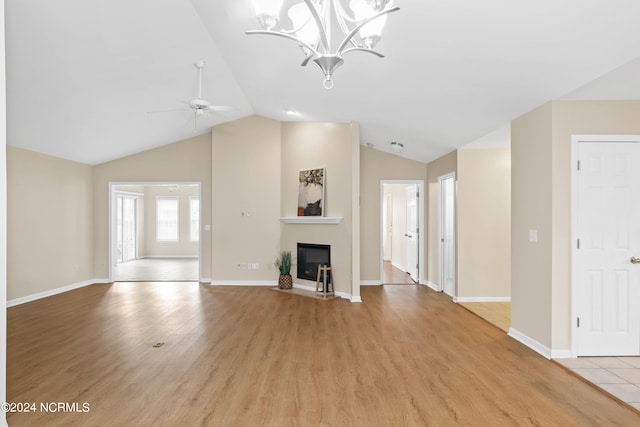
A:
[6, 283, 640, 426]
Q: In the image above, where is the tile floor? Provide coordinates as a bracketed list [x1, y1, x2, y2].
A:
[459, 301, 640, 412]
[554, 357, 640, 411]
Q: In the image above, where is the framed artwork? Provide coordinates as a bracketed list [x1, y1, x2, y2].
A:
[298, 168, 325, 216]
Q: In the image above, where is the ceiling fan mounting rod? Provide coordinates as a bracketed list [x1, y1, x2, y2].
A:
[194, 60, 205, 99]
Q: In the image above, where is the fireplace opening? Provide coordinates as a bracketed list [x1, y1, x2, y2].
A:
[297, 243, 331, 282]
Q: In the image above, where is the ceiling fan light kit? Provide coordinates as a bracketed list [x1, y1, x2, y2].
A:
[247, 0, 399, 89]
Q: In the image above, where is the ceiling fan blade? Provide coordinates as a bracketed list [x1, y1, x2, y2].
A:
[147, 108, 188, 114]
[207, 105, 235, 112]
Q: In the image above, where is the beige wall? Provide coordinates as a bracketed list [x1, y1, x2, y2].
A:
[7, 146, 94, 300]
[511, 102, 553, 348]
[457, 148, 511, 298]
[511, 100, 640, 352]
[426, 151, 457, 286]
[281, 122, 356, 294]
[142, 185, 199, 258]
[94, 133, 212, 280]
[360, 146, 427, 282]
[211, 116, 281, 282]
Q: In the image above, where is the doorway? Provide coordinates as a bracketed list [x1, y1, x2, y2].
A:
[572, 136, 640, 356]
[380, 181, 424, 284]
[439, 173, 455, 296]
[109, 182, 201, 282]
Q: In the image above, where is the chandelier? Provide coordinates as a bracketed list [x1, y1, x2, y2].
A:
[246, 0, 399, 89]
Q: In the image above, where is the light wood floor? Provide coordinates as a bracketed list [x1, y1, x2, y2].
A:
[114, 258, 198, 281]
[382, 260, 415, 284]
[7, 283, 639, 426]
[458, 302, 511, 332]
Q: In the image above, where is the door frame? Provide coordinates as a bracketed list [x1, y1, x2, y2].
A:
[405, 185, 419, 280]
[108, 181, 202, 283]
[438, 172, 456, 295]
[379, 180, 425, 284]
[570, 134, 640, 357]
[115, 192, 139, 263]
[383, 193, 393, 261]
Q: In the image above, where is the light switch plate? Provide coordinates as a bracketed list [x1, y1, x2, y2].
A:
[529, 230, 538, 243]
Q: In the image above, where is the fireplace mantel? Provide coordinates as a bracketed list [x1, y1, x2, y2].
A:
[280, 217, 342, 224]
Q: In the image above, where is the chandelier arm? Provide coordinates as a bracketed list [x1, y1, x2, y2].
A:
[301, 54, 314, 67]
[246, 30, 321, 58]
[336, 6, 400, 55]
[341, 47, 384, 58]
[303, 0, 330, 53]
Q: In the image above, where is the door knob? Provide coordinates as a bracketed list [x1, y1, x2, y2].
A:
[631, 257, 640, 264]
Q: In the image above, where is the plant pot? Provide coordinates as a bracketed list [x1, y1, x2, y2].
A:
[278, 274, 293, 290]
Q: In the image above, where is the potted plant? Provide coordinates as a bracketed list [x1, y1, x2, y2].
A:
[275, 250, 293, 289]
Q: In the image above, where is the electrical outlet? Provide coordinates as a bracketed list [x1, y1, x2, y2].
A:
[248, 263, 260, 270]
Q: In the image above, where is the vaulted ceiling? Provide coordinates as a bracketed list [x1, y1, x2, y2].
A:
[6, 1, 640, 165]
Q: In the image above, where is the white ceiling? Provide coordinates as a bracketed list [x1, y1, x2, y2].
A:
[5, 0, 640, 165]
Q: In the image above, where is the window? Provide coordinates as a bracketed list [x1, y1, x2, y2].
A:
[190, 197, 200, 242]
[157, 197, 178, 241]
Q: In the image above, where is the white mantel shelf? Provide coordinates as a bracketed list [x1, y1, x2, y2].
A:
[280, 217, 343, 224]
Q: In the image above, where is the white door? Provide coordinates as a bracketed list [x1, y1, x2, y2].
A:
[440, 175, 455, 296]
[116, 195, 137, 263]
[405, 185, 418, 281]
[383, 193, 393, 261]
[576, 141, 640, 356]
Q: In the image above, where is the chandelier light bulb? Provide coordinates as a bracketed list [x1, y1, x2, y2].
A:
[252, 0, 284, 30]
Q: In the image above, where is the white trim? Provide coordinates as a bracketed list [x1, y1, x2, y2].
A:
[7, 279, 106, 307]
[139, 255, 199, 259]
[438, 172, 456, 295]
[114, 190, 144, 197]
[209, 281, 275, 286]
[350, 295, 363, 303]
[455, 296, 511, 303]
[570, 135, 640, 357]
[424, 281, 440, 291]
[551, 350, 573, 359]
[280, 217, 342, 224]
[391, 260, 406, 272]
[508, 327, 551, 359]
[200, 277, 212, 284]
[361, 280, 382, 286]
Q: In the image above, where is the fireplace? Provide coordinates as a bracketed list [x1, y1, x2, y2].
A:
[297, 243, 331, 282]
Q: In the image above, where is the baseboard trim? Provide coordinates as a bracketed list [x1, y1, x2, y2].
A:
[361, 280, 382, 286]
[200, 278, 212, 284]
[140, 255, 198, 259]
[7, 279, 104, 307]
[550, 349, 573, 359]
[455, 296, 511, 303]
[209, 281, 275, 286]
[508, 327, 551, 359]
[424, 281, 440, 291]
[350, 295, 363, 303]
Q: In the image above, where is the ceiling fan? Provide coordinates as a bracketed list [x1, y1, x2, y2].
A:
[150, 60, 234, 133]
